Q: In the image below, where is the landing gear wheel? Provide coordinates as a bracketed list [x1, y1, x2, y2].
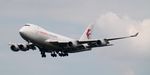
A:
[41, 52, 46, 58]
[42, 54, 46, 58]
[58, 52, 69, 57]
[58, 53, 63, 57]
[54, 54, 57, 57]
[65, 53, 68, 56]
[51, 52, 57, 57]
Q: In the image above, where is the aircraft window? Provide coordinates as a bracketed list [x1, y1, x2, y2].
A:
[24, 25, 30, 26]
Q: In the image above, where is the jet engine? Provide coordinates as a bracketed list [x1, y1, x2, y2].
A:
[18, 44, 29, 51]
[96, 40, 102, 46]
[101, 39, 110, 45]
[27, 44, 36, 50]
[67, 41, 78, 47]
[88, 40, 102, 47]
[10, 44, 19, 52]
[10, 43, 36, 52]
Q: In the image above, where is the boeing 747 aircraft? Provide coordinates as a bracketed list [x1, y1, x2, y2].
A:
[9, 23, 138, 58]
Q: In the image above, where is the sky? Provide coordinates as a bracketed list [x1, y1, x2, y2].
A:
[0, 0, 150, 75]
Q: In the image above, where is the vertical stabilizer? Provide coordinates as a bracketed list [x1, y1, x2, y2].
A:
[79, 24, 94, 41]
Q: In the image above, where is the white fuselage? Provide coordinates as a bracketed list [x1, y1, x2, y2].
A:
[19, 24, 76, 51]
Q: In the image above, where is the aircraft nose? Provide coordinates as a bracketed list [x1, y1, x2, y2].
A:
[19, 27, 27, 37]
[19, 27, 25, 34]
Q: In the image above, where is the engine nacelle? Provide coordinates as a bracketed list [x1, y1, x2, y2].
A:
[82, 44, 90, 49]
[28, 44, 36, 50]
[18, 44, 29, 51]
[88, 40, 102, 47]
[101, 39, 109, 45]
[10, 44, 19, 52]
[67, 41, 78, 47]
[96, 40, 102, 46]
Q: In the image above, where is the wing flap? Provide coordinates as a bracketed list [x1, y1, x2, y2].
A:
[45, 39, 72, 47]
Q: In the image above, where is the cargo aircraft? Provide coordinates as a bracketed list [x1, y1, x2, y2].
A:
[9, 23, 138, 58]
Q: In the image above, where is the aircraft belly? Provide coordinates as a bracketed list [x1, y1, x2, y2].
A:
[67, 48, 91, 53]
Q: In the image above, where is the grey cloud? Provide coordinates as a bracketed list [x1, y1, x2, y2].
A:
[1, 0, 150, 22]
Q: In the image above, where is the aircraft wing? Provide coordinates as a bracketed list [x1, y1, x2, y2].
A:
[104, 32, 139, 41]
[46, 32, 139, 48]
[45, 33, 138, 52]
[45, 39, 73, 47]
[78, 32, 139, 47]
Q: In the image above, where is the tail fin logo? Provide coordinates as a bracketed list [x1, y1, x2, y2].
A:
[86, 29, 91, 39]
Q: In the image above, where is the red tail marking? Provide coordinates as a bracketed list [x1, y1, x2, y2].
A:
[86, 29, 91, 39]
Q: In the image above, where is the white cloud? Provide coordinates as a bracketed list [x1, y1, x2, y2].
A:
[131, 19, 150, 49]
[96, 12, 138, 36]
[95, 12, 150, 60]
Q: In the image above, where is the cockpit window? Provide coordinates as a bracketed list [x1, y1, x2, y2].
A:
[24, 25, 30, 26]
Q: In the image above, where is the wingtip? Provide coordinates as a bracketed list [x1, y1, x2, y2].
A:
[135, 32, 139, 36]
[131, 32, 139, 37]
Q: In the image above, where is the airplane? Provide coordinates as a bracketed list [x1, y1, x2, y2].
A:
[9, 23, 138, 58]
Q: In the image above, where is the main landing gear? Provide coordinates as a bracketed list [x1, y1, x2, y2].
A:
[40, 51, 69, 58]
[51, 51, 68, 57]
[41, 51, 46, 58]
[51, 52, 57, 57]
[58, 52, 68, 57]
